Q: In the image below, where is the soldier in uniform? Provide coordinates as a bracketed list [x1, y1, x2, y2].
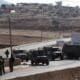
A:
[2, 57, 5, 74]
[0, 56, 5, 75]
[9, 54, 15, 72]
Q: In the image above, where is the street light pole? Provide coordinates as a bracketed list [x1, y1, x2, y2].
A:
[8, 10, 16, 55]
[8, 15, 13, 55]
[41, 28, 43, 42]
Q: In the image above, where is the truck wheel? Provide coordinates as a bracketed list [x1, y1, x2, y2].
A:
[60, 55, 64, 60]
[46, 62, 49, 65]
[31, 61, 34, 65]
[74, 57, 79, 60]
[26, 58, 28, 62]
[52, 57, 55, 61]
[35, 62, 38, 65]
[42, 62, 44, 65]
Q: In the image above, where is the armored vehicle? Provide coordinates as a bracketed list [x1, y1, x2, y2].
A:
[62, 44, 80, 59]
[43, 47, 63, 60]
[13, 50, 28, 62]
[30, 50, 49, 66]
[51, 50, 63, 60]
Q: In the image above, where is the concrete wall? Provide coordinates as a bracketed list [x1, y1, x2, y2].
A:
[9, 67, 80, 80]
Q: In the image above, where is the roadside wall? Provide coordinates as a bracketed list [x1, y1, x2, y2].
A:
[9, 67, 80, 80]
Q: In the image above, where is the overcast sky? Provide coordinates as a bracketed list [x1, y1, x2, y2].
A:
[5, 0, 80, 7]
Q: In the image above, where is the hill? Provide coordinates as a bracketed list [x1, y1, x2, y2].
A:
[0, 2, 80, 31]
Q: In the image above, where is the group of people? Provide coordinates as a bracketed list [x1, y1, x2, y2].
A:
[0, 50, 15, 75]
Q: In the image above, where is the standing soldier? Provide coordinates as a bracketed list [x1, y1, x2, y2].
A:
[9, 54, 15, 72]
[0, 56, 5, 75]
[2, 57, 5, 74]
[5, 50, 9, 58]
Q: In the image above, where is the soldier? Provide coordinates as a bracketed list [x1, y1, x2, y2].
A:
[2, 58, 5, 74]
[9, 54, 15, 72]
[5, 50, 9, 58]
[0, 56, 5, 75]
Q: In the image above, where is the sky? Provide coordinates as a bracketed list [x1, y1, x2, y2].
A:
[5, 0, 80, 7]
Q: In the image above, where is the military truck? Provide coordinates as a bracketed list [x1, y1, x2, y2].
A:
[62, 44, 80, 59]
[30, 50, 49, 66]
[43, 47, 63, 60]
[13, 50, 29, 62]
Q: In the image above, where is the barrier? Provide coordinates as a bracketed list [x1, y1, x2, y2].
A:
[9, 67, 80, 80]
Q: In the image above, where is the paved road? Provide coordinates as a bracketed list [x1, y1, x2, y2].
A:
[1, 60, 80, 80]
[0, 38, 71, 58]
[13, 38, 71, 50]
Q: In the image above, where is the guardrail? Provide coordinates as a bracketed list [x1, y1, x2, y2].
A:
[8, 67, 80, 80]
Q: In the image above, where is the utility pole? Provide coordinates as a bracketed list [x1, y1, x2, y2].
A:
[8, 10, 16, 55]
[8, 15, 13, 55]
[41, 28, 43, 42]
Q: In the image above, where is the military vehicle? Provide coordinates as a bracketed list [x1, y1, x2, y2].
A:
[43, 47, 63, 60]
[13, 50, 29, 62]
[30, 50, 49, 66]
[62, 44, 80, 59]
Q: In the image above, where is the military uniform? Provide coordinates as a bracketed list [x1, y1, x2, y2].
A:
[9, 54, 15, 72]
[0, 56, 4, 75]
[2, 58, 5, 74]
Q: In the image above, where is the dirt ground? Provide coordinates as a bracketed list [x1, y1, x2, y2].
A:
[0, 29, 72, 46]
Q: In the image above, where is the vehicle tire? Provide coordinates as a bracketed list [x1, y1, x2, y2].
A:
[21, 59, 24, 62]
[42, 62, 44, 65]
[35, 61, 38, 65]
[31, 61, 34, 65]
[74, 56, 79, 60]
[60, 55, 64, 60]
[46, 61, 49, 65]
[26, 58, 28, 62]
[52, 58, 55, 61]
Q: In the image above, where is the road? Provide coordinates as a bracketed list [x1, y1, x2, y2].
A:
[0, 38, 71, 58]
[1, 60, 80, 80]
[0, 38, 79, 80]
[13, 37, 71, 50]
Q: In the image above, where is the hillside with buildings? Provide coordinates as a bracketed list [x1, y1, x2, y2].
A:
[0, 2, 80, 31]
